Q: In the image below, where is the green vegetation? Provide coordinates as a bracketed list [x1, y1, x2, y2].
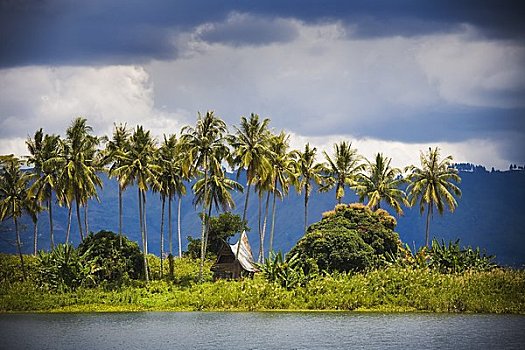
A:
[290, 203, 401, 273]
[1, 252, 523, 313]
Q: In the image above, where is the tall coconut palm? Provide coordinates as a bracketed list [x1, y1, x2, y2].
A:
[267, 131, 296, 255]
[63, 117, 103, 241]
[291, 143, 325, 233]
[254, 167, 273, 263]
[229, 113, 272, 222]
[321, 141, 363, 204]
[182, 111, 229, 281]
[25, 129, 45, 253]
[154, 134, 186, 276]
[27, 132, 63, 249]
[406, 147, 462, 247]
[102, 123, 131, 248]
[0, 155, 33, 280]
[174, 137, 189, 258]
[355, 153, 408, 215]
[115, 125, 159, 282]
[193, 170, 242, 264]
[25, 192, 43, 255]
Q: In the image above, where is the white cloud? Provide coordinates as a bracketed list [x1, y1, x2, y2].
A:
[0, 65, 189, 156]
[287, 132, 508, 170]
[415, 26, 525, 108]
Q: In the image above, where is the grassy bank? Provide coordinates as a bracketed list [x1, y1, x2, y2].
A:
[1, 254, 524, 313]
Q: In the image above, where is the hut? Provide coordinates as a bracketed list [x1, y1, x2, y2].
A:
[211, 231, 259, 280]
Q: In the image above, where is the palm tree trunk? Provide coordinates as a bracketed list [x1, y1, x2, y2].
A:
[203, 202, 213, 259]
[75, 194, 84, 241]
[269, 190, 277, 256]
[14, 217, 26, 281]
[257, 194, 262, 262]
[425, 202, 432, 247]
[118, 183, 123, 249]
[65, 205, 72, 244]
[138, 188, 149, 282]
[304, 185, 309, 233]
[242, 182, 251, 222]
[84, 201, 88, 236]
[142, 190, 148, 255]
[160, 195, 165, 279]
[48, 194, 54, 249]
[168, 195, 173, 256]
[199, 159, 208, 282]
[177, 195, 182, 258]
[259, 190, 271, 263]
[33, 215, 38, 256]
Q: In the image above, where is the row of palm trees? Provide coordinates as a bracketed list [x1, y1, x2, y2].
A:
[0, 112, 461, 282]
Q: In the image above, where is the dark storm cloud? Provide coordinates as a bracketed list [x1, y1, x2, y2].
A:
[1, 0, 524, 67]
[355, 108, 525, 143]
[198, 13, 298, 46]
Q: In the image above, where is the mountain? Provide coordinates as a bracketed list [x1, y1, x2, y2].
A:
[1, 168, 524, 266]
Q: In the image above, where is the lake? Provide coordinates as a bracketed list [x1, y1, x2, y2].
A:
[1, 312, 524, 349]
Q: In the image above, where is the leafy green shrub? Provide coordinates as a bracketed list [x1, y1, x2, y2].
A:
[259, 252, 313, 290]
[36, 244, 96, 291]
[77, 230, 144, 286]
[387, 239, 496, 273]
[428, 239, 496, 273]
[289, 203, 402, 273]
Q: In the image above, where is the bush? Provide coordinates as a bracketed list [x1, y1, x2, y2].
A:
[428, 239, 496, 273]
[36, 244, 96, 291]
[77, 230, 144, 286]
[259, 251, 314, 290]
[289, 203, 402, 273]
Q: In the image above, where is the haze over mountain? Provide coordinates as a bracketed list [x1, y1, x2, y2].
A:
[1, 167, 524, 267]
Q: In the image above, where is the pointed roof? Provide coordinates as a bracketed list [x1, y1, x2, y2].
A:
[230, 231, 258, 272]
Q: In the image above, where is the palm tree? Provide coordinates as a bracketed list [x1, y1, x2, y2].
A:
[182, 111, 230, 281]
[0, 155, 33, 280]
[154, 134, 187, 276]
[355, 153, 408, 215]
[25, 129, 44, 253]
[116, 125, 159, 282]
[174, 137, 189, 258]
[63, 117, 103, 241]
[267, 131, 296, 255]
[193, 170, 242, 264]
[25, 192, 43, 255]
[229, 113, 272, 222]
[321, 141, 363, 204]
[255, 167, 273, 263]
[291, 143, 325, 233]
[406, 147, 462, 247]
[102, 123, 131, 248]
[27, 132, 63, 249]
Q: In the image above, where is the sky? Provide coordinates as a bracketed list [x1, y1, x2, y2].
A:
[1, 0, 524, 170]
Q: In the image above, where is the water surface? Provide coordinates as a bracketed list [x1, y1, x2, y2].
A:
[1, 312, 524, 349]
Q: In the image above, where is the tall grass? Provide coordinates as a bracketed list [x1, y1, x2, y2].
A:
[1, 254, 523, 313]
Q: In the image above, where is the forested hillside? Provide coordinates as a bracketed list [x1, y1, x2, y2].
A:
[1, 168, 524, 266]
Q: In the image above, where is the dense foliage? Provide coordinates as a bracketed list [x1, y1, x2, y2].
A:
[77, 230, 144, 285]
[36, 244, 96, 291]
[393, 238, 496, 273]
[289, 203, 402, 273]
